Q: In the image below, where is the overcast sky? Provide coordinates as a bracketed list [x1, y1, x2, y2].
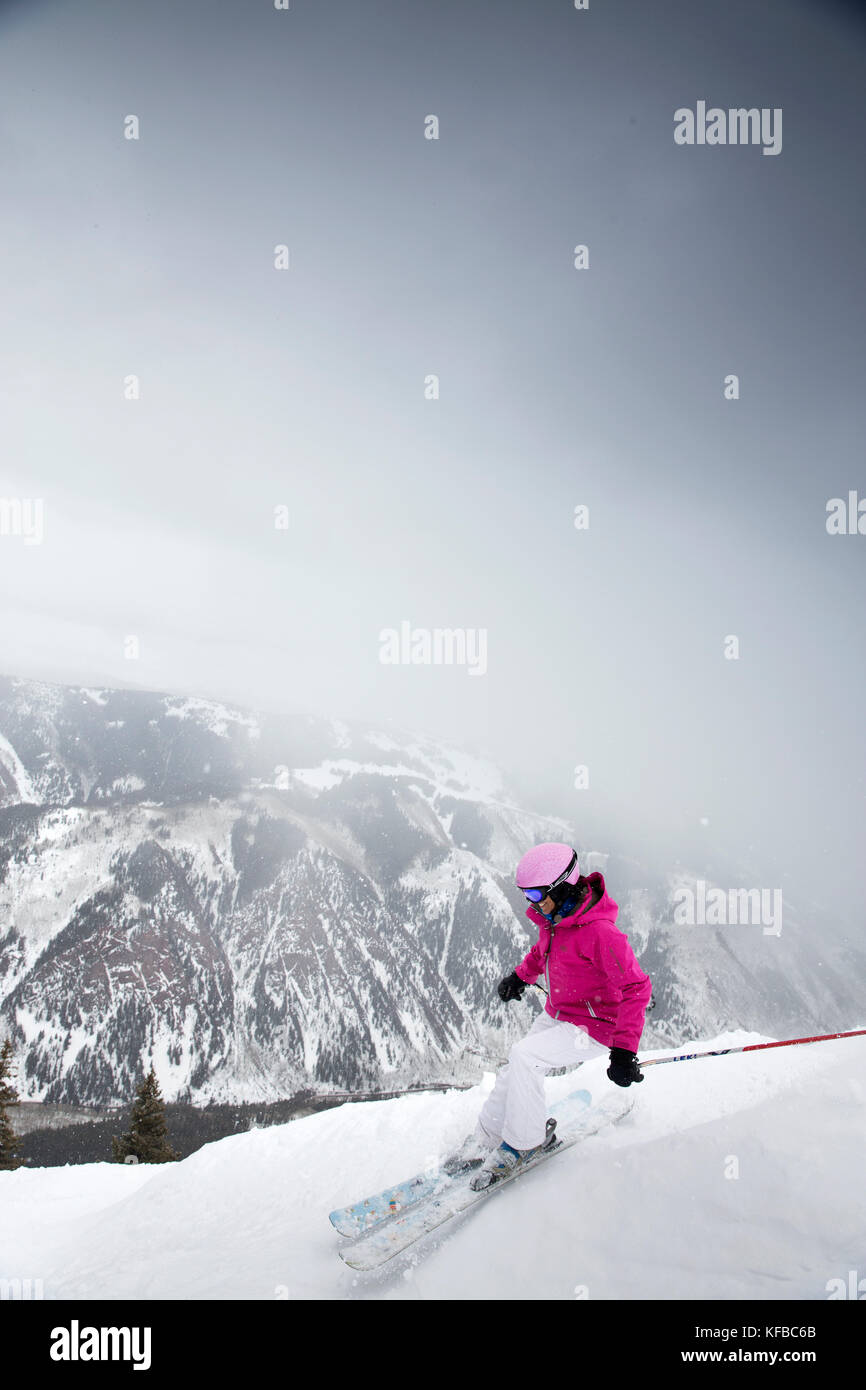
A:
[1, 0, 864, 930]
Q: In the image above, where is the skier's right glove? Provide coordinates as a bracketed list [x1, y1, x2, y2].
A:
[607, 1048, 644, 1086]
[497, 971, 527, 1002]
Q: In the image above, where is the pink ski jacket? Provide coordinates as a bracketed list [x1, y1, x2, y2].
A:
[516, 873, 652, 1053]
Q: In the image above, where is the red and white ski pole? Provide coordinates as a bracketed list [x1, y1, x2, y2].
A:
[639, 1027, 866, 1068]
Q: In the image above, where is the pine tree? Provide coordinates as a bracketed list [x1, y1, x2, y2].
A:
[112, 1065, 178, 1163]
[0, 1037, 24, 1170]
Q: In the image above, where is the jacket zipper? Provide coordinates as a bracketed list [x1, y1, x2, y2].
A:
[584, 999, 614, 1025]
[544, 922, 611, 1026]
[544, 926, 557, 1018]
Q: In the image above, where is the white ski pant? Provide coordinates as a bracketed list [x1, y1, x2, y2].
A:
[477, 1012, 608, 1152]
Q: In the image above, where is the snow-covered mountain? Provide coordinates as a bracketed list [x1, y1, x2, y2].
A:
[0, 676, 582, 1104]
[0, 675, 863, 1106]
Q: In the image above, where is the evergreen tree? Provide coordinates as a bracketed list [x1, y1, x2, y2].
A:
[0, 1037, 24, 1170]
[112, 1065, 178, 1163]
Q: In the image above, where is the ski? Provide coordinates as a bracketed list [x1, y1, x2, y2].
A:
[328, 1087, 592, 1239]
[337, 1089, 633, 1271]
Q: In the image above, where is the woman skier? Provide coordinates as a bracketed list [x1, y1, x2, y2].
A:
[470, 842, 652, 1189]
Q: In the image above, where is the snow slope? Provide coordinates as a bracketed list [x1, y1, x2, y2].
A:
[1, 1029, 864, 1301]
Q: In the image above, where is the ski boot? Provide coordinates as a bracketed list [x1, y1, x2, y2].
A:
[469, 1117, 559, 1191]
[441, 1128, 494, 1177]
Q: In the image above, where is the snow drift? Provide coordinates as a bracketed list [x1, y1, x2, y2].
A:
[2, 1028, 864, 1301]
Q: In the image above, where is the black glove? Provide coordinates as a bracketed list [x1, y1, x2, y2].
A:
[607, 1047, 644, 1086]
[497, 971, 526, 1002]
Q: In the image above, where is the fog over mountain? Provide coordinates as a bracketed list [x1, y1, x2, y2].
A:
[1, 0, 865, 942]
[1, 676, 862, 1106]
[0, 0, 864, 1113]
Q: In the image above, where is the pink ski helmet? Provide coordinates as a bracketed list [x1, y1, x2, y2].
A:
[515, 843, 580, 903]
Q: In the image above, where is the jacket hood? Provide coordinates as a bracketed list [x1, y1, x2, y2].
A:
[525, 871, 618, 930]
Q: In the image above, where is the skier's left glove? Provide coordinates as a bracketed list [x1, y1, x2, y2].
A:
[607, 1048, 644, 1086]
